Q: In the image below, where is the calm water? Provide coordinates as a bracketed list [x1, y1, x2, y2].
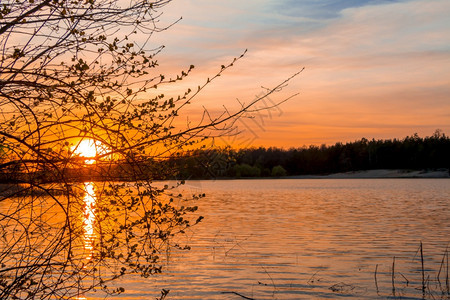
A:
[3, 179, 448, 299]
[85, 178, 450, 300]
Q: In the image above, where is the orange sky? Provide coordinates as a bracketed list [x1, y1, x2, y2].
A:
[146, 0, 450, 148]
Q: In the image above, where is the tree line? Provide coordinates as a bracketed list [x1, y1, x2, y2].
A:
[2, 130, 448, 183]
[173, 130, 450, 178]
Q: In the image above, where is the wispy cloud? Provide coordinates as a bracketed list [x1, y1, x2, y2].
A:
[153, 0, 450, 146]
[271, 0, 405, 19]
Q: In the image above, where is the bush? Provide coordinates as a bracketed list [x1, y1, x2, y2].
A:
[234, 163, 261, 177]
[271, 165, 287, 177]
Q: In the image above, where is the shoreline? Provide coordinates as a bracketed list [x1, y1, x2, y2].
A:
[200, 168, 450, 180]
[286, 168, 450, 179]
[176, 168, 450, 180]
[1, 169, 448, 187]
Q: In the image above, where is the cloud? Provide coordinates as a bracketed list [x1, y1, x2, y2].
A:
[271, 0, 406, 19]
[150, 0, 450, 146]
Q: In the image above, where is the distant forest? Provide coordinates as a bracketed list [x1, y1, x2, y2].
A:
[173, 130, 450, 179]
[2, 131, 448, 183]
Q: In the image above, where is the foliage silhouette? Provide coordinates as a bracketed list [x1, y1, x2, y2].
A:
[172, 131, 450, 178]
[0, 0, 301, 298]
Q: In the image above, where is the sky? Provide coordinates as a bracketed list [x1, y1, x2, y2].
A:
[150, 0, 450, 148]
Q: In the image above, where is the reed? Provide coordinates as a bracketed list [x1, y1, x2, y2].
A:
[379, 242, 450, 299]
[221, 291, 255, 300]
[374, 264, 379, 294]
[392, 256, 396, 295]
[421, 241, 426, 292]
[436, 246, 449, 295]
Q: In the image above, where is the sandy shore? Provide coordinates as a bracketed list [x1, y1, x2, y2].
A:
[290, 169, 450, 179]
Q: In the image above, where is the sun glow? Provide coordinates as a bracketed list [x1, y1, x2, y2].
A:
[71, 139, 108, 164]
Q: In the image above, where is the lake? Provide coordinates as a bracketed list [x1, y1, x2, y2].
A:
[90, 178, 450, 299]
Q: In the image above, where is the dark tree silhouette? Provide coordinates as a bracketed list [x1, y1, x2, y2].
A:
[172, 131, 450, 178]
[0, 0, 301, 298]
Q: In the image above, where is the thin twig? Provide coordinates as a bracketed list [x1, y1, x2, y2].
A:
[221, 291, 255, 300]
[437, 246, 447, 291]
[374, 264, 379, 294]
[262, 265, 277, 295]
[392, 256, 396, 295]
[446, 245, 449, 295]
[399, 272, 409, 286]
[421, 241, 425, 292]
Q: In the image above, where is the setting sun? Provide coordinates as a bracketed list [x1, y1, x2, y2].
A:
[71, 139, 107, 164]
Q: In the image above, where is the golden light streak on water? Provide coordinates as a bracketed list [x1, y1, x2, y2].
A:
[83, 182, 96, 260]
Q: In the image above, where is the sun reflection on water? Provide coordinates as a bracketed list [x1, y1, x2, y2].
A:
[83, 182, 96, 260]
